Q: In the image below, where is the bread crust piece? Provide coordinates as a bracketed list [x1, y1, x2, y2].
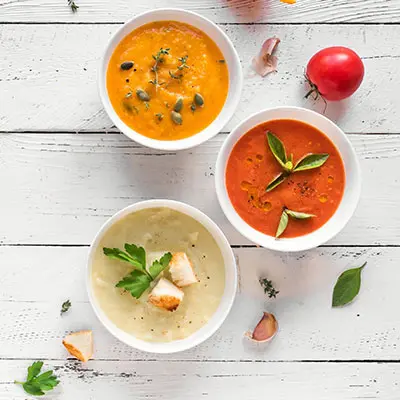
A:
[169, 252, 198, 287]
[148, 278, 184, 311]
[62, 330, 93, 362]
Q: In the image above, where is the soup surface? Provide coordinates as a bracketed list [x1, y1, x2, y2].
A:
[91, 208, 225, 342]
[107, 21, 229, 141]
[226, 119, 346, 238]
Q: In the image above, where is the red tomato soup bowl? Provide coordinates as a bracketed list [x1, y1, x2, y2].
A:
[215, 107, 361, 252]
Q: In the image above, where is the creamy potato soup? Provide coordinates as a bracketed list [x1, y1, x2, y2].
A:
[91, 208, 225, 342]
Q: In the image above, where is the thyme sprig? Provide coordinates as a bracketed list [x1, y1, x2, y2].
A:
[67, 0, 79, 12]
[149, 48, 170, 91]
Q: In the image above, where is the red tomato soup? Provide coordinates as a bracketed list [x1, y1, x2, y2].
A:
[226, 119, 346, 238]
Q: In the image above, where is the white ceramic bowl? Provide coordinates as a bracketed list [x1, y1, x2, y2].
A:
[215, 107, 362, 252]
[98, 8, 243, 151]
[87, 199, 237, 353]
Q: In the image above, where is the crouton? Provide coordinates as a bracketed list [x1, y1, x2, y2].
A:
[62, 330, 93, 362]
[148, 278, 184, 311]
[169, 252, 198, 287]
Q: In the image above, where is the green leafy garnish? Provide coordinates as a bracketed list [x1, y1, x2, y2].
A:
[275, 208, 315, 238]
[276, 210, 289, 238]
[149, 252, 172, 279]
[266, 172, 288, 192]
[104, 244, 172, 299]
[332, 263, 366, 307]
[293, 153, 329, 172]
[60, 300, 71, 315]
[285, 210, 315, 219]
[116, 269, 152, 299]
[267, 131, 288, 170]
[67, 0, 78, 12]
[15, 361, 59, 396]
[265, 131, 330, 192]
[259, 278, 280, 298]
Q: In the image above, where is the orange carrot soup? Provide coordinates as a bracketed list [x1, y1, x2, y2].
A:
[107, 21, 229, 141]
[226, 119, 346, 238]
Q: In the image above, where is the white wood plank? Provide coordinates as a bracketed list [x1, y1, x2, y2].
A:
[1, 24, 399, 133]
[0, 246, 398, 361]
[0, 0, 399, 23]
[2, 360, 399, 399]
[0, 133, 398, 246]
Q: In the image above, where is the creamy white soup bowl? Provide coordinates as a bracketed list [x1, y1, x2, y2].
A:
[215, 107, 362, 252]
[87, 199, 237, 353]
[98, 8, 243, 151]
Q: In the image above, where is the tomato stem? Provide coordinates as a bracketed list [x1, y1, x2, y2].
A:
[304, 74, 327, 113]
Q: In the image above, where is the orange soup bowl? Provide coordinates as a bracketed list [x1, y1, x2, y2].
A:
[215, 107, 361, 252]
[99, 9, 243, 151]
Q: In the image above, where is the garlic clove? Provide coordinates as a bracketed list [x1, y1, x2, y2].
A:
[246, 312, 278, 343]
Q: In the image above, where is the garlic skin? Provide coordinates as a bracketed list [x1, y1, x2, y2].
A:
[252, 37, 280, 77]
[246, 312, 278, 343]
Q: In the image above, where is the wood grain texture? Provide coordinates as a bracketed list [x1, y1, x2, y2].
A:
[0, 245, 398, 361]
[1, 0, 400, 23]
[1, 24, 400, 133]
[0, 133, 398, 246]
[2, 360, 399, 399]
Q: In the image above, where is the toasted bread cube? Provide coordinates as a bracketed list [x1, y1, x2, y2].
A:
[169, 252, 198, 287]
[63, 330, 93, 362]
[148, 278, 184, 311]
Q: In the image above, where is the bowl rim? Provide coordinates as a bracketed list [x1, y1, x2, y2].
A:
[98, 8, 243, 151]
[215, 106, 362, 252]
[86, 199, 237, 353]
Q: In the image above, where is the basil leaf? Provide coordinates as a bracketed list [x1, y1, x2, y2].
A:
[332, 263, 367, 307]
[116, 269, 152, 299]
[285, 210, 315, 219]
[267, 131, 287, 169]
[266, 173, 287, 192]
[293, 153, 329, 172]
[276, 210, 289, 238]
[149, 252, 172, 279]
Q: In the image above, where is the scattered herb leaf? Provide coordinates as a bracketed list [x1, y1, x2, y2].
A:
[276, 210, 289, 238]
[259, 278, 280, 298]
[177, 55, 189, 70]
[155, 113, 164, 121]
[169, 70, 183, 81]
[67, 0, 79, 12]
[332, 263, 366, 307]
[293, 153, 329, 172]
[60, 300, 71, 315]
[218, 59, 226, 63]
[116, 269, 152, 299]
[15, 361, 59, 396]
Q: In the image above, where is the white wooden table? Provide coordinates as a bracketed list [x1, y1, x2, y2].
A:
[1, 1, 400, 398]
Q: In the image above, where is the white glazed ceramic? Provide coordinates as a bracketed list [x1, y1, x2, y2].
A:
[87, 199, 237, 353]
[98, 8, 243, 151]
[215, 107, 362, 252]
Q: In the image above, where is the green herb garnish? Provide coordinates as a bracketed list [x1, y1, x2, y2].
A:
[155, 113, 164, 121]
[332, 263, 366, 307]
[15, 361, 59, 396]
[67, 0, 79, 12]
[150, 48, 170, 91]
[276, 208, 315, 238]
[103, 244, 172, 299]
[266, 131, 329, 191]
[60, 300, 71, 315]
[169, 70, 183, 81]
[177, 55, 189, 70]
[259, 278, 279, 298]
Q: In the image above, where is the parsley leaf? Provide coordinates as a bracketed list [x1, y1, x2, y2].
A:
[149, 252, 172, 279]
[103, 247, 145, 272]
[15, 361, 59, 396]
[124, 244, 146, 269]
[116, 269, 152, 299]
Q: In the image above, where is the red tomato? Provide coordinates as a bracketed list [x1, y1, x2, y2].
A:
[306, 46, 364, 101]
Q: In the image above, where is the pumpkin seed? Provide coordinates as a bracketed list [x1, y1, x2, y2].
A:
[136, 89, 150, 102]
[171, 111, 183, 125]
[174, 97, 183, 113]
[120, 61, 134, 70]
[194, 93, 204, 107]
